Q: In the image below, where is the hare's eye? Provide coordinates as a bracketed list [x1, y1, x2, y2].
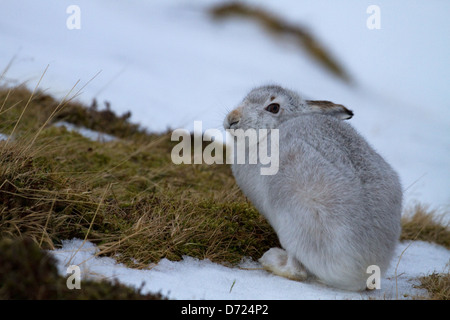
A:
[266, 103, 280, 114]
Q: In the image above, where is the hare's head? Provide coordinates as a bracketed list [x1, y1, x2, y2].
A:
[224, 85, 353, 131]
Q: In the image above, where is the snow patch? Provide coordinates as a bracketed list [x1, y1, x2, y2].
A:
[53, 121, 117, 142]
[50, 239, 449, 300]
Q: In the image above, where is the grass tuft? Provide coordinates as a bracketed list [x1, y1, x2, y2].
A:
[400, 204, 450, 249]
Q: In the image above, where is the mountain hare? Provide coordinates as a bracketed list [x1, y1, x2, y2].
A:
[224, 85, 402, 291]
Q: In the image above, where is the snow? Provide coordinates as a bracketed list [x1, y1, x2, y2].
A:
[51, 239, 449, 300]
[1, 0, 448, 209]
[53, 121, 117, 142]
[1, 0, 449, 299]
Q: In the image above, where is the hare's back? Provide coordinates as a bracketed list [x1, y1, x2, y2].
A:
[278, 115, 392, 181]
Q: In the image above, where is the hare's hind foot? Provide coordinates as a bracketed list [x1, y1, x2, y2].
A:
[259, 247, 308, 281]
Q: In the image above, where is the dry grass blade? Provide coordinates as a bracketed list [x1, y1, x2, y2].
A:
[210, 2, 352, 83]
[68, 184, 111, 266]
[0, 54, 17, 83]
[0, 88, 12, 114]
[24, 80, 80, 152]
[25, 70, 101, 152]
[39, 196, 56, 248]
[5, 65, 48, 147]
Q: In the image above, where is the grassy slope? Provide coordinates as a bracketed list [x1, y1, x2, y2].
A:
[0, 85, 278, 267]
[0, 85, 448, 299]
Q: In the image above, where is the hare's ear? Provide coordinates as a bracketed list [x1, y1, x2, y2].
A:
[305, 100, 353, 120]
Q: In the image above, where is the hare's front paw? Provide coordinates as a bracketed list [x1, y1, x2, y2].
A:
[259, 248, 308, 281]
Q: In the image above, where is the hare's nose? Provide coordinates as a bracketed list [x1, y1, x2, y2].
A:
[225, 109, 241, 129]
[229, 120, 239, 128]
[224, 117, 239, 130]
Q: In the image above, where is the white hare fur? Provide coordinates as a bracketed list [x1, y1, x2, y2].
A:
[224, 85, 402, 291]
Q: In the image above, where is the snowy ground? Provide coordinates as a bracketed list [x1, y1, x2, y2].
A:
[51, 239, 449, 300]
[1, 1, 449, 299]
[1, 0, 449, 209]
